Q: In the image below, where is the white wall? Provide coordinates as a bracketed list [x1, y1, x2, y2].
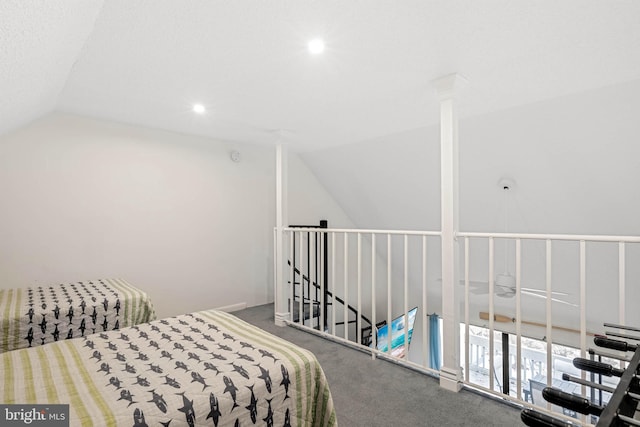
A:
[300, 79, 640, 341]
[287, 150, 355, 229]
[0, 113, 352, 318]
[302, 78, 640, 236]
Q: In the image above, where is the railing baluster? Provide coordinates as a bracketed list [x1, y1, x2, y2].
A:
[545, 239, 552, 411]
[313, 231, 318, 308]
[298, 231, 304, 326]
[309, 232, 315, 329]
[515, 238, 522, 401]
[371, 233, 377, 360]
[387, 234, 392, 355]
[423, 235, 429, 369]
[344, 232, 349, 341]
[331, 232, 336, 336]
[488, 237, 495, 392]
[579, 239, 587, 425]
[403, 235, 409, 358]
[319, 230, 324, 333]
[464, 236, 470, 382]
[357, 233, 362, 345]
[302, 231, 311, 324]
[619, 241, 626, 372]
[323, 225, 329, 331]
[619, 241, 626, 328]
[292, 231, 297, 308]
[289, 231, 294, 322]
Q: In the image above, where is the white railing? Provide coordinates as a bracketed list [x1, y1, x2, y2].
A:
[459, 231, 640, 425]
[280, 226, 442, 376]
[274, 227, 640, 425]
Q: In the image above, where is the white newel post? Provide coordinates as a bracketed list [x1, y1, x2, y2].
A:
[274, 144, 289, 326]
[433, 73, 467, 392]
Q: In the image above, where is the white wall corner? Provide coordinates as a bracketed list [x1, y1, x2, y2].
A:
[215, 302, 248, 313]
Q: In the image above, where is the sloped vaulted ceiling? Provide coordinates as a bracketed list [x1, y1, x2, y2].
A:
[1, 1, 640, 151]
[0, 0, 104, 135]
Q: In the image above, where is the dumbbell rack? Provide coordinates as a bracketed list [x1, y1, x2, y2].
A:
[521, 323, 640, 427]
[596, 339, 640, 426]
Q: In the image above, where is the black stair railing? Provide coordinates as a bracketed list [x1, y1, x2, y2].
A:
[288, 220, 372, 342]
[289, 220, 328, 329]
[287, 261, 372, 330]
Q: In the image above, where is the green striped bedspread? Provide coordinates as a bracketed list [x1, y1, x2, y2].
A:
[0, 279, 156, 353]
[0, 309, 337, 426]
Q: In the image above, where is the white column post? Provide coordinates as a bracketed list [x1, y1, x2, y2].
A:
[433, 73, 467, 392]
[274, 143, 289, 326]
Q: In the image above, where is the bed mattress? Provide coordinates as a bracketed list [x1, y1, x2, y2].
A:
[0, 308, 337, 426]
[0, 278, 156, 353]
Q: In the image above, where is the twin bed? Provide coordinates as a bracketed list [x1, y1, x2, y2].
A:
[0, 279, 155, 353]
[0, 280, 337, 426]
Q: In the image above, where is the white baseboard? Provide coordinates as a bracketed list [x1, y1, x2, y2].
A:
[215, 302, 248, 313]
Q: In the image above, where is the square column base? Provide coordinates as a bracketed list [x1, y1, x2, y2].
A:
[275, 312, 290, 327]
[439, 367, 463, 392]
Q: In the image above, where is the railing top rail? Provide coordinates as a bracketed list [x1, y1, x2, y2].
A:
[459, 231, 640, 243]
[281, 227, 640, 242]
[282, 226, 442, 237]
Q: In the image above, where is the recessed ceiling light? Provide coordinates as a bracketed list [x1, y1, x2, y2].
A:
[307, 38, 325, 54]
[193, 104, 205, 114]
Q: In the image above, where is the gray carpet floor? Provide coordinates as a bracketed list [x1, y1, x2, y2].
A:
[232, 303, 523, 427]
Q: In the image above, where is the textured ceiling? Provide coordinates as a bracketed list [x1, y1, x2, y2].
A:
[0, 0, 103, 135]
[2, 0, 640, 151]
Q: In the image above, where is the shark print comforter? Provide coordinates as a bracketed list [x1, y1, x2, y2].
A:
[0, 309, 337, 426]
[0, 279, 156, 353]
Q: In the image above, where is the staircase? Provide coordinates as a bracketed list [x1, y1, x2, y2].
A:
[288, 220, 373, 344]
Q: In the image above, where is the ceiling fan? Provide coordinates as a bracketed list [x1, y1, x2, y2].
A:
[464, 179, 576, 307]
[465, 272, 576, 306]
